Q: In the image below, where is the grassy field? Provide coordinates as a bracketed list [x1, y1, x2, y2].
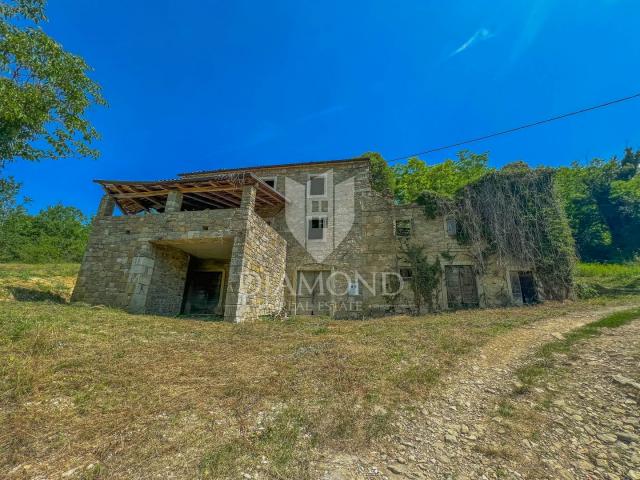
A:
[576, 261, 640, 296]
[0, 263, 639, 479]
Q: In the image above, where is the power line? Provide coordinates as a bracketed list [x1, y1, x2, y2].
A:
[389, 91, 640, 162]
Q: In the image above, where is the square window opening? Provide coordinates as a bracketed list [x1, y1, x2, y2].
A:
[395, 219, 412, 238]
[446, 217, 457, 236]
[399, 268, 413, 281]
[261, 177, 277, 189]
[308, 175, 326, 197]
[308, 217, 327, 240]
[311, 200, 329, 213]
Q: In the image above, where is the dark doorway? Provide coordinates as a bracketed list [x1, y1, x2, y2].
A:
[518, 272, 537, 304]
[510, 271, 537, 304]
[182, 270, 223, 315]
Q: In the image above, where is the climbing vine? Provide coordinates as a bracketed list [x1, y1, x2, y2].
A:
[433, 168, 576, 300]
[401, 243, 443, 313]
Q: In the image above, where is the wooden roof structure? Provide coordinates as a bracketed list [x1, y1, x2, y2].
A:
[95, 173, 286, 216]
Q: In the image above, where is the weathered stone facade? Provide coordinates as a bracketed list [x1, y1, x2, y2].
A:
[73, 158, 537, 322]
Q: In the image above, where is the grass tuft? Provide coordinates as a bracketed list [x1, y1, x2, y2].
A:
[515, 307, 640, 391]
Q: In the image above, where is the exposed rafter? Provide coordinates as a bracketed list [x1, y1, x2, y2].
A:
[95, 173, 286, 216]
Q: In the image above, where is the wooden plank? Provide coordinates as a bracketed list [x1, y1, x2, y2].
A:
[192, 191, 239, 208]
[110, 185, 244, 199]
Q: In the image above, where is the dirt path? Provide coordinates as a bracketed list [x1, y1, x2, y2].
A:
[317, 304, 639, 479]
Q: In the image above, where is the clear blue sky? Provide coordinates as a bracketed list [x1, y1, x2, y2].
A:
[6, 0, 640, 215]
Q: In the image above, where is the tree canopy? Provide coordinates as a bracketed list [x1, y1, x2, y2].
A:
[555, 148, 640, 262]
[393, 150, 492, 202]
[0, 0, 105, 164]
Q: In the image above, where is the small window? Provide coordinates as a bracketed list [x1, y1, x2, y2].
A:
[307, 217, 327, 240]
[308, 175, 326, 197]
[395, 219, 412, 237]
[261, 177, 277, 189]
[399, 268, 413, 281]
[347, 280, 360, 296]
[446, 217, 457, 236]
[311, 200, 329, 213]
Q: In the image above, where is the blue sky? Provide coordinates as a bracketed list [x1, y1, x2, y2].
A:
[6, 0, 640, 215]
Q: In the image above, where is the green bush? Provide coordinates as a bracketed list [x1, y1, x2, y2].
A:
[0, 205, 90, 263]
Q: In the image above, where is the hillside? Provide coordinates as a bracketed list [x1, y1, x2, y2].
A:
[0, 263, 639, 479]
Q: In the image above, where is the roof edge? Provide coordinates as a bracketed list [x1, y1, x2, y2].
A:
[177, 156, 371, 177]
[93, 172, 258, 186]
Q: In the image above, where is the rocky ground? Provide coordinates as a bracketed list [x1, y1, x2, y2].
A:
[316, 306, 640, 480]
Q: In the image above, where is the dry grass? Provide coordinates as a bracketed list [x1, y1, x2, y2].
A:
[0, 263, 79, 303]
[1, 263, 638, 479]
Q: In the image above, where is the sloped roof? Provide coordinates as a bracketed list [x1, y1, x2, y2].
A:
[178, 157, 370, 178]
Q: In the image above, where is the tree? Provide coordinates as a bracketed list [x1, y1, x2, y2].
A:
[394, 150, 492, 202]
[554, 148, 640, 262]
[0, 0, 105, 164]
[363, 151, 396, 196]
[0, 174, 20, 220]
[0, 203, 90, 262]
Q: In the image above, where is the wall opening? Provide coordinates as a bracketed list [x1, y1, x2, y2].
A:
[510, 271, 538, 305]
[181, 259, 224, 316]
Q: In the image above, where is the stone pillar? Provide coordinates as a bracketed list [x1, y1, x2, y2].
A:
[165, 190, 183, 213]
[97, 194, 116, 217]
[240, 185, 256, 211]
[126, 243, 156, 314]
[223, 185, 257, 322]
[224, 236, 248, 323]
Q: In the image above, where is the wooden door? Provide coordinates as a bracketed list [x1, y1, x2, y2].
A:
[445, 266, 479, 309]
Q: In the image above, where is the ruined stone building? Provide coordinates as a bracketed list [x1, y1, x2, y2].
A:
[72, 158, 540, 322]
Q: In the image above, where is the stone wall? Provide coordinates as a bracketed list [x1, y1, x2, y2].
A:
[145, 245, 190, 316]
[224, 187, 287, 322]
[213, 160, 526, 317]
[73, 209, 239, 310]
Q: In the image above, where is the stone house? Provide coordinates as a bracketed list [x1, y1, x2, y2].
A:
[72, 157, 539, 322]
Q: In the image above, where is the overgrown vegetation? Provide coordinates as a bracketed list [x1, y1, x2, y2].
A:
[2, 263, 634, 478]
[365, 147, 640, 265]
[401, 244, 443, 312]
[452, 168, 576, 299]
[405, 165, 576, 299]
[394, 150, 490, 201]
[365, 151, 396, 197]
[575, 261, 640, 298]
